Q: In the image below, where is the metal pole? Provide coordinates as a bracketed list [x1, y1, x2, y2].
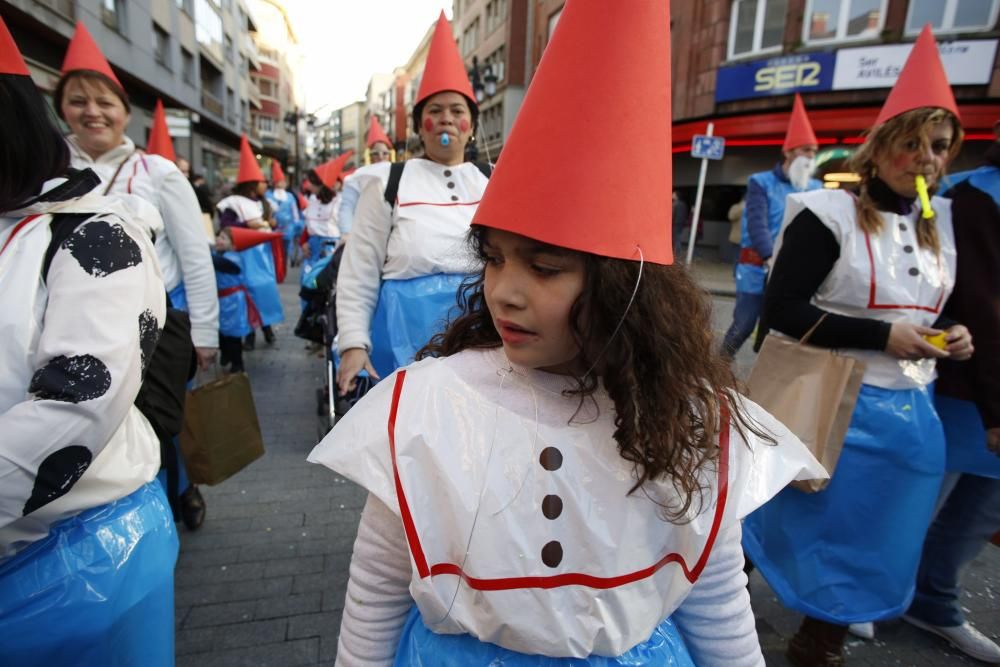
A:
[685, 122, 713, 267]
[294, 115, 300, 183]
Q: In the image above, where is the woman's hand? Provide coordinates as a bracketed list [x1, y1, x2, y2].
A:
[885, 322, 950, 360]
[944, 324, 974, 361]
[337, 347, 380, 396]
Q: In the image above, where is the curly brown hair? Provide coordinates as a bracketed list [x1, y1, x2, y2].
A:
[419, 227, 773, 522]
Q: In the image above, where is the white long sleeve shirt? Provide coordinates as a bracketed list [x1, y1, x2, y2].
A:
[0, 174, 165, 559]
[336, 159, 488, 354]
[67, 135, 219, 348]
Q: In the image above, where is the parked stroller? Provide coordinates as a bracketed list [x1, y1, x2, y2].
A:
[294, 244, 373, 437]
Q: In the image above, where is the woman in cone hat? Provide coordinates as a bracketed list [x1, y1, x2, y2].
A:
[310, 2, 822, 664]
[742, 25, 973, 666]
[55, 20, 218, 529]
[216, 135, 284, 348]
[0, 16, 176, 664]
[335, 115, 396, 240]
[334, 11, 493, 394]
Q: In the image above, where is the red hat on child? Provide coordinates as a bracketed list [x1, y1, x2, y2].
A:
[271, 160, 286, 184]
[61, 21, 122, 88]
[237, 134, 265, 184]
[366, 115, 392, 148]
[783, 94, 819, 152]
[146, 99, 177, 162]
[316, 150, 354, 189]
[874, 24, 959, 127]
[415, 11, 476, 108]
[229, 227, 286, 283]
[472, 0, 673, 264]
[0, 15, 30, 77]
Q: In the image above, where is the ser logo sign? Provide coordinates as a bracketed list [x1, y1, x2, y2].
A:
[755, 60, 823, 92]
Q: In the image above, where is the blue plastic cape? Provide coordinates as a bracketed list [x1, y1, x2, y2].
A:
[393, 605, 695, 666]
[938, 395, 1000, 479]
[217, 251, 252, 337]
[369, 273, 468, 378]
[743, 383, 945, 624]
[0, 481, 178, 666]
[240, 243, 284, 326]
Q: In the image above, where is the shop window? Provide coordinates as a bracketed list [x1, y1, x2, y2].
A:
[728, 0, 789, 60]
[906, 0, 1000, 34]
[804, 0, 885, 43]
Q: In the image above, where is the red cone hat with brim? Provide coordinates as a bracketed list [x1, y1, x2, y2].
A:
[237, 134, 265, 184]
[146, 99, 177, 162]
[61, 21, 122, 88]
[367, 115, 392, 148]
[228, 227, 286, 283]
[472, 0, 673, 264]
[0, 15, 31, 77]
[316, 150, 354, 189]
[783, 94, 819, 152]
[874, 24, 959, 127]
[271, 160, 286, 183]
[415, 11, 475, 108]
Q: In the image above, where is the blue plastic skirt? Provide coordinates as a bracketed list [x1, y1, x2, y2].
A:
[743, 383, 946, 624]
[217, 257, 252, 338]
[168, 282, 188, 312]
[0, 481, 178, 666]
[393, 605, 695, 666]
[938, 395, 1000, 479]
[370, 273, 468, 379]
[307, 235, 338, 263]
[240, 243, 284, 327]
[734, 262, 766, 295]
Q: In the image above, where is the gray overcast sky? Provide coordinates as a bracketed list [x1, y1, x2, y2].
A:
[283, 1, 453, 114]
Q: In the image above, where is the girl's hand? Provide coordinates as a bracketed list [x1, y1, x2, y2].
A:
[885, 322, 949, 360]
[337, 347, 380, 396]
[944, 324, 974, 361]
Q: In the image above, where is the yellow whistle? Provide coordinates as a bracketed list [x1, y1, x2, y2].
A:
[924, 332, 948, 350]
[915, 175, 934, 219]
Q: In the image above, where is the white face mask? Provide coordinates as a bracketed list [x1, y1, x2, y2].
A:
[788, 155, 816, 191]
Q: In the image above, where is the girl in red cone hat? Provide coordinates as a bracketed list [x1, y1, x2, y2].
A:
[742, 25, 974, 666]
[309, 2, 822, 664]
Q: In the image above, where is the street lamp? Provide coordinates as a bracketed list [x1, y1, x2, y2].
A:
[283, 110, 316, 183]
[467, 56, 500, 161]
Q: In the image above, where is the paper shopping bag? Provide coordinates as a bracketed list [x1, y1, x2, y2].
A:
[179, 372, 264, 485]
[746, 319, 865, 493]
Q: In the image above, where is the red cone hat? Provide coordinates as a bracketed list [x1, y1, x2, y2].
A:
[472, 0, 673, 264]
[271, 160, 286, 183]
[146, 99, 177, 162]
[61, 21, 122, 88]
[0, 15, 31, 77]
[783, 94, 819, 152]
[874, 24, 959, 127]
[236, 134, 264, 184]
[366, 115, 392, 148]
[229, 227, 286, 282]
[415, 11, 475, 108]
[316, 150, 353, 189]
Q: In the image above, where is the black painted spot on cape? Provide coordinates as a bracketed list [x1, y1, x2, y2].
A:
[29, 354, 112, 403]
[138, 309, 160, 375]
[22, 446, 93, 516]
[62, 219, 142, 277]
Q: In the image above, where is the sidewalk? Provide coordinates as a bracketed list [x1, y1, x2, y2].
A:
[173, 266, 1000, 666]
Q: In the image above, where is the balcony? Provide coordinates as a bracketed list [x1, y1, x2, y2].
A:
[244, 35, 262, 71]
[201, 90, 224, 117]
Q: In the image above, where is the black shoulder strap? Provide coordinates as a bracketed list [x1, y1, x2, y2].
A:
[43, 213, 92, 282]
[384, 161, 407, 206]
[474, 161, 493, 179]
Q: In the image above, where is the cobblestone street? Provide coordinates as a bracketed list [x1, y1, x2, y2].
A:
[174, 267, 1000, 666]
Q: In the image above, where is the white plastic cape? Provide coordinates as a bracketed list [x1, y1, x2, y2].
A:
[309, 348, 824, 657]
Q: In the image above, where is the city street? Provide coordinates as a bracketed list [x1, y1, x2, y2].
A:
[173, 266, 1000, 666]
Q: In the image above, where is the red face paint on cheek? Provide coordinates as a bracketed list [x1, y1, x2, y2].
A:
[423, 118, 434, 133]
[458, 119, 470, 133]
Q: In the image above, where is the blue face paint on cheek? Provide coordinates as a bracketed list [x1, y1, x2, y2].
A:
[440, 133, 450, 146]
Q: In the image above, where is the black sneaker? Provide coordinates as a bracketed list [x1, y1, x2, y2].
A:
[263, 326, 276, 344]
[243, 332, 256, 351]
[179, 485, 206, 531]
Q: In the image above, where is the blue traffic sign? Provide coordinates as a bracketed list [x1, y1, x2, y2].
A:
[691, 135, 725, 160]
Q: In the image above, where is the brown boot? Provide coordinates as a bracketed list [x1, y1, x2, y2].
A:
[787, 616, 848, 666]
